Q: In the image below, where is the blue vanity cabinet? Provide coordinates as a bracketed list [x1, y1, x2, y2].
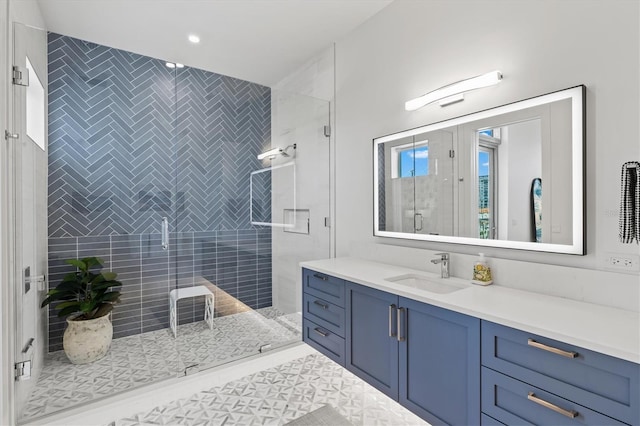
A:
[399, 298, 480, 426]
[481, 321, 639, 425]
[302, 268, 346, 366]
[345, 282, 400, 399]
[345, 281, 480, 425]
[302, 266, 640, 426]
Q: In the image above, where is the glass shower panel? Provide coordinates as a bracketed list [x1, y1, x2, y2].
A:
[270, 89, 331, 318]
[173, 68, 331, 370]
[172, 65, 278, 369]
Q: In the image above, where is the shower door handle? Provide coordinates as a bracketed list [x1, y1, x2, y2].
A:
[161, 217, 169, 250]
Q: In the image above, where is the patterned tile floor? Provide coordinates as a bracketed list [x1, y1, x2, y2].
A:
[21, 308, 301, 421]
[116, 353, 427, 426]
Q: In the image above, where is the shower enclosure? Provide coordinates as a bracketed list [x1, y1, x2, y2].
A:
[11, 27, 331, 422]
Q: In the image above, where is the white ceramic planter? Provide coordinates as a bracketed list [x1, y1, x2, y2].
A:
[63, 314, 113, 364]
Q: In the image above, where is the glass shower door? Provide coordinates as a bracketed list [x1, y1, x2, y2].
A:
[12, 22, 48, 421]
[28, 34, 182, 420]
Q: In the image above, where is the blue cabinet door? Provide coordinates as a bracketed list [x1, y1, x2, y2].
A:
[399, 297, 480, 426]
[346, 282, 399, 399]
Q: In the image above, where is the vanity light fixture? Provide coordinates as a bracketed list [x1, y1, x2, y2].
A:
[257, 144, 297, 160]
[176, 63, 184, 68]
[188, 34, 201, 44]
[165, 62, 176, 69]
[405, 70, 503, 111]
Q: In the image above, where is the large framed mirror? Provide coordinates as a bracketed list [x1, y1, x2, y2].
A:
[373, 85, 585, 254]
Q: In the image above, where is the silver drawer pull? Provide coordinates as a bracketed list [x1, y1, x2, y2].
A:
[314, 327, 329, 337]
[388, 304, 397, 337]
[313, 300, 329, 310]
[528, 339, 578, 358]
[313, 273, 328, 281]
[527, 392, 578, 419]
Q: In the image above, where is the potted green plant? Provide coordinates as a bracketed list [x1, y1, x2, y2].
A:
[41, 256, 122, 364]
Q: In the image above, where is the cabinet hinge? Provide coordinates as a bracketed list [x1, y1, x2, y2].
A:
[323, 125, 331, 137]
[449, 149, 455, 158]
[12, 65, 29, 86]
[15, 360, 31, 381]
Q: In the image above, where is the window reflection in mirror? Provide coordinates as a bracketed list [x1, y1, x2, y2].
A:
[477, 139, 495, 239]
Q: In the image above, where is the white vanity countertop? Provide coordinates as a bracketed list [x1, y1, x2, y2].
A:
[300, 257, 640, 364]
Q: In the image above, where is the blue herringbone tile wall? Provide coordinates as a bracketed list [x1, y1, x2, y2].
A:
[48, 33, 177, 237]
[48, 33, 271, 236]
[47, 33, 273, 351]
[175, 67, 271, 231]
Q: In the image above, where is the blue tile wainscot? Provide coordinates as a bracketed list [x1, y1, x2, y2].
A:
[301, 267, 640, 426]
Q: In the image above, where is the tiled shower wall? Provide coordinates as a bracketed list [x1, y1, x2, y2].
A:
[47, 33, 272, 351]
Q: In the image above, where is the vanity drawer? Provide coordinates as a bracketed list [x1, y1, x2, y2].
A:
[303, 293, 345, 338]
[481, 321, 639, 425]
[303, 268, 345, 307]
[303, 318, 345, 366]
[482, 367, 625, 425]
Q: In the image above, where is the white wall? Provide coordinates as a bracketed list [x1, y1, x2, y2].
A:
[334, 0, 640, 311]
[12, 1, 43, 27]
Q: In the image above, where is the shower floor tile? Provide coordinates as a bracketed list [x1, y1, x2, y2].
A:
[115, 352, 427, 426]
[21, 307, 301, 421]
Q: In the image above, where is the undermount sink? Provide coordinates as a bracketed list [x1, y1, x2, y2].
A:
[385, 273, 465, 294]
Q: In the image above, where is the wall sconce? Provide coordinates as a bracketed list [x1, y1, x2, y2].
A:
[405, 70, 503, 111]
[257, 144, 297, 160]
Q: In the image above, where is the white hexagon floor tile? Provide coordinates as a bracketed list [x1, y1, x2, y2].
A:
[116, 353, 427, 426]
[20, 308, 300, 421]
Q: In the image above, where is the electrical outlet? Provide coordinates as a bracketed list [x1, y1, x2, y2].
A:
[604, 253, 640, 271]
[611, 257, 633, 267]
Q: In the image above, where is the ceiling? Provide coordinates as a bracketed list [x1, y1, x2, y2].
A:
[37, 0, 392, 87]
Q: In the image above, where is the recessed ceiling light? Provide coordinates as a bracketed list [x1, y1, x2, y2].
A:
[165, 62, 176, 68]
[176, 63, 184, 68]
[188, 34, 200, 44]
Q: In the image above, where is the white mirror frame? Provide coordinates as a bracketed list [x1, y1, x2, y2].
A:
[373, 85, 585, 255]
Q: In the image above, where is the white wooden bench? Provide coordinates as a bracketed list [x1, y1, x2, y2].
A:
[169, 286, 214, 338]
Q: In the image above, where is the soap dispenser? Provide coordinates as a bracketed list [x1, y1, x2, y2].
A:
[472, 253, 493, 286]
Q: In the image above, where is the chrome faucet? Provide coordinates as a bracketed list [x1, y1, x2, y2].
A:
[430, 253, 450, 278]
